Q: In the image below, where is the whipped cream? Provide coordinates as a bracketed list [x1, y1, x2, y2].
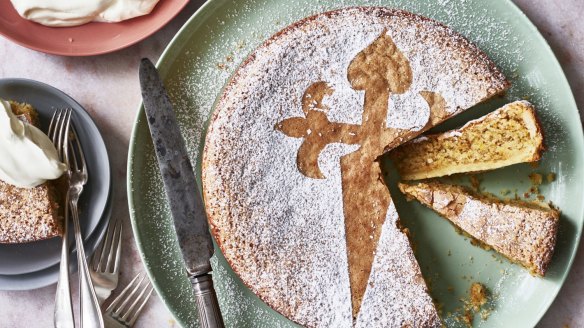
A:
[10, 0, 160, 27]
[0, 99, 66, 188]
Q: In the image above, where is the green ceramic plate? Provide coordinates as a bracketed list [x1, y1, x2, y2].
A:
[128, 0, 584, 327]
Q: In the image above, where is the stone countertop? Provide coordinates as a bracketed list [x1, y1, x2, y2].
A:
[0, 0, 582, 327]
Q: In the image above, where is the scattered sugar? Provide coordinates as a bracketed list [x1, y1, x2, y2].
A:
[410, 135, 429, 143]
[203, 7, 505, 327]
[129, 0, 563, 326]
[445, 131, 463, 138]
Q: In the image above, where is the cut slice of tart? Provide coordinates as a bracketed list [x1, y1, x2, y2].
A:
[0, 101, 63, 243]
[399, 181, 559, 276]
[390, 101, 544, 180]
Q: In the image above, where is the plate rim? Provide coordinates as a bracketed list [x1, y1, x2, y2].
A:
[127, 0, 584, 326]
[0, 0, 189, 56]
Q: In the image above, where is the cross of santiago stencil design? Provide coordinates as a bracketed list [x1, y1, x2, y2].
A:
[275, 30, 446, 315]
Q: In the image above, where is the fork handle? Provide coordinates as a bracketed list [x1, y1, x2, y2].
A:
[71, 199, 104, 328]
[54, 200, 74, 328]
[190, 274, 225, 328]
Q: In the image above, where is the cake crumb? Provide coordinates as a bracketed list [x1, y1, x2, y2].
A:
[529, 173, 543, 186]
[469, 283, 487, 310]
[469, 175, 481, 191]
[457, 283, 491, 327]
[547, 172, 556, 183]
[462, 310, 474, 326]
[526, 171, 557, 199]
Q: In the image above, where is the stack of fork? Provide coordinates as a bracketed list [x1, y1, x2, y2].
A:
[91, 219, 154, 328]
[49, 109, 153, 328]
[90, 218, 123, 306]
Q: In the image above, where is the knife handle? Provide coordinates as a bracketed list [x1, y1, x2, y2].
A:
[190, 274, 225, 328]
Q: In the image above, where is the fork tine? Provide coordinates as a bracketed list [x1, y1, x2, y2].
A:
[126, 284, 154, 326]
[50, 109, 65, 151]
[71, 126, 87, 172]
[115, 275, 147, 315]
[106, 219, 123, 274]
[56, 109, 68, 161]
[93, 218, 114, 271]
[59, 109, 72, 167]
[95, 218, 116, 272]
[48, 109, 60, 142]
[106, 273, 144, 313]
[91, 237, 103, 271]
[67, 125, 79, 172]
[68, 139, 79, 172]
[105, 272, 154, 326]
[120, 279, 152, 323]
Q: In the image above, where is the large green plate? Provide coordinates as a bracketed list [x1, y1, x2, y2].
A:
[128, 0, 584, 327]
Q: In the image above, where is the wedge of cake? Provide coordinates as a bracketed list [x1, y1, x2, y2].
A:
[203, 7, 509, 326]
[0, 101, 63, 243]
[390, 101, 544, 180]
[399, 181, 559, 276]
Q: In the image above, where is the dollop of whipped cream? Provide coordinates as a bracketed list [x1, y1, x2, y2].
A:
[0, 99, 66, 188]
[10, 0, 160, 27]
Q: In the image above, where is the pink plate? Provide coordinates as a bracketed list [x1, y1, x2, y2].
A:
[0, 0, 188, 56]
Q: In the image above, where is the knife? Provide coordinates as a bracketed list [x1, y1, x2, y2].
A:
[139, 58, 225, 328]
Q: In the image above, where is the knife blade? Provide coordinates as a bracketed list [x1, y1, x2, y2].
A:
[139, 58, 225, 328]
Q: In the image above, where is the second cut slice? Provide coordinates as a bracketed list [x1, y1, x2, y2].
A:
[399, 181, 559, 276]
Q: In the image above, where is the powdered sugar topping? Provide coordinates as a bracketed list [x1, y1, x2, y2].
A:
[203, 7, 507, 327]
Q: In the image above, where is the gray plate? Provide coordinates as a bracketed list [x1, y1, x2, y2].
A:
[0, 78, 111, 276]
[0, 187, 112, 290]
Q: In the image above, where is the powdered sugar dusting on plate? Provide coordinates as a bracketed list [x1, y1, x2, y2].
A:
[130, 1, 553, 327]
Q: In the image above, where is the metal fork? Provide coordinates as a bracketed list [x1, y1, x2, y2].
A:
[62, 113, 104, 328]
[50, 109, 74, 328]
[90, 218, 123, 305]
[104, 273, 154, 328]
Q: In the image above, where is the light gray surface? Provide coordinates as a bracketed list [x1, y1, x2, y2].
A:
[0, 0, 581, 327]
